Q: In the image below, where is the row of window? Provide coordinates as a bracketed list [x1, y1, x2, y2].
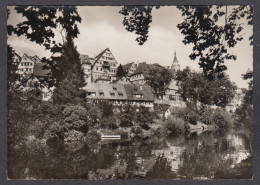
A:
[95, 67, 116, 73]
[101, 56, 113, 60]
[21, 62, 33, 66]
[87, 92, 123, 97]
[131, 74, 143, 79]
[19, 68, 32, 72]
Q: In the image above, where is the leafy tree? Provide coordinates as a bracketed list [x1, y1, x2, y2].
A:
[8, 6, 82, 89]
[146, 67, 173, 98]
[119, 5, 253, 79]
[7, 45, 19, 90]
[176, 67, 237, 107]
[52, 38, 86, 104]
[119, 6, 156, 45]
[116, 64, 127, 77]
[8, 6, 81, 53]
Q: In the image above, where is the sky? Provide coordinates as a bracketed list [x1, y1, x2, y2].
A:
[7, 6, 253, 88]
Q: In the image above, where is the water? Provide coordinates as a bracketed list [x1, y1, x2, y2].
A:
[8, 129, 253, 179]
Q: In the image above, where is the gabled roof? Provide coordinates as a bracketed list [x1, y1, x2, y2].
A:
[91, 48, 110, 69]
[130, 62, 163, 78]
[122, 62, 134, 71]
[84, 83, 127, 100]
[124, 84, 154, 101]
[80, 54, 92, 65]
[21, 54, 40, 63]
[33, 63, 51, 77]
[112, 76, 133, 85]
[13, 52, 21, 60]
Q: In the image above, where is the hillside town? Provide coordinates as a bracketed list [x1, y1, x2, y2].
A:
[12, 47, 244, 113]
[6, 5, 253, 180]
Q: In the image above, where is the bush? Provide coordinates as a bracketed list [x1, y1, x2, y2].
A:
[212, 108, 233, 128]
[131, 125, 143, 135]
[165, 117, 186, 135]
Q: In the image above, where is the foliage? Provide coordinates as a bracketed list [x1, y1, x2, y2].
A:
[176, 67, 237, 107]
[52, 38, 86, 104]
[8, 6, 81, 53]
[116, 64, 127, 77]
[119, 6, 156, 45]
[211, 108, 233, 128]
[117, 104, 135, 127]
[165, 117, 186, 135]
[7, 45, 19, 90]
[146, 67, 173, 98]
[98, 101, 114, 118]
[135, 106, 155, 125]
[119, 5, 253, 79]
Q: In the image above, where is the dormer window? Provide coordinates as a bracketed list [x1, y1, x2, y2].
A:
[110, 93, 115, 97]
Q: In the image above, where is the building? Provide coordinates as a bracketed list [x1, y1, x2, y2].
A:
[122, 62, 138, 76]
[80, 54, 94, 80]
[171, 51, 180, 72]
[129, 62, 164, 85]
[17, 54, 41, 76]
[83, 83, 155, 108]
[16, 62, 53, 101]
[13, 52, 21, 66]
[91, 48, 118, 83]
[80, 48, 118, 83]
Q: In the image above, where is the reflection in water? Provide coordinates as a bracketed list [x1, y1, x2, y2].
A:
[8, 130, 253, 179]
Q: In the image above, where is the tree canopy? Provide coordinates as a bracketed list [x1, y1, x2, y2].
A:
[8, 6, 81, 54]
[146, 67, 173, 98]
[119, 5, 253, 79]
[175, 67, 237, 107]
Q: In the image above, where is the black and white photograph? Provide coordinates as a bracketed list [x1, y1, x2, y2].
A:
[7, 5, 253, 180]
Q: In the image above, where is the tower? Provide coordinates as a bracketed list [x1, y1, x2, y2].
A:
[171, 51, 180, 72]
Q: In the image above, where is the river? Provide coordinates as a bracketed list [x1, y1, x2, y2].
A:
[8, 129, 253, 179]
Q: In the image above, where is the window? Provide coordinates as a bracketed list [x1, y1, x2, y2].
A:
[21, 63, 23, 66]
[43, 92, 47, 98]
[99, 92, 104, 97]
[101, 68, 103, 71]
[134, 94, 143, 98]
[113, 87, 117, 91]
[110, 93, 115, 97]
[118, 93, 123, 97]
[96, 67, 98, 71]
[87, 92, 96, 97]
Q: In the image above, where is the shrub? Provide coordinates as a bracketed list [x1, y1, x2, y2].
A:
[165, 117, 186, 135]
[212, 108, 233, 128]
[131, 125, 143, 135]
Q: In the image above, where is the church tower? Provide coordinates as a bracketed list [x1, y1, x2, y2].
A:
[171, 51, 180, 72]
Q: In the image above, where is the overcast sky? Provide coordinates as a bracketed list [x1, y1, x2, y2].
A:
[7, 6, 253, 88]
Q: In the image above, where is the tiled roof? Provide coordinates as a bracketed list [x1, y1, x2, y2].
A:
[84, 83, 127, 100]
[124, 84, 154, 101]
[122, 62, 134, 71]
[80, 54, 92, 64]
[83, 83, 155, 102]
[33, 63, 51, 77]
[131, 62, 163, 78]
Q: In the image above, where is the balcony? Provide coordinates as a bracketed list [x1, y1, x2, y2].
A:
[102, 62, 110, 69]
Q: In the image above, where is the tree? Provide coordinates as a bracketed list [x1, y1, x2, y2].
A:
[7, 45, 19, 90]
[8, 6, 82, 88]
[119, 5, 253, 79]
[116, 64, 127, 78]
[8, 6, 81, 54]
[146, 67, 173, 98]
[176, 67, 237, 107]
[52, 38, 86, 104]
